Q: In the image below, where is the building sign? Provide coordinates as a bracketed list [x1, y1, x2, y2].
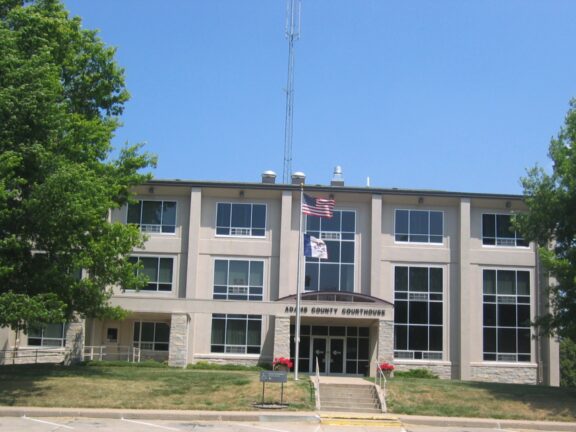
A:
[283, 305, 386, 317]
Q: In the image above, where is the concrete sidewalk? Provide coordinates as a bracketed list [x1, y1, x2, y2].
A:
[0, 406, 575, 431]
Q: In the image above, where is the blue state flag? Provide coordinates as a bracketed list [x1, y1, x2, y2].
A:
[303, 234, 328, 259]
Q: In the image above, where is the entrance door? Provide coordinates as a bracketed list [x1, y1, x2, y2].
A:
[329, 338, 344, 373]
[312, 338, 327, 373]
[312, 337, 345, 374]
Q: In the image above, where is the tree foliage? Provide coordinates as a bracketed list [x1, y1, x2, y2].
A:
[516, 99, 576, 340]
[0, 0, 155, 333]
[560, 338, 576, 387]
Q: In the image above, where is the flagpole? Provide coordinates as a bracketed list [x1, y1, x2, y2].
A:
[294, 184, 304, 380]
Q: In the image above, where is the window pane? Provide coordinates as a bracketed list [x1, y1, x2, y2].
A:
[395, 267, 408, 292]
[409, 326, 428, 351]
[247, 320, 261, 346]
[498, 328, 516, 353]
[496, 215, 513, 238]
[484, 328, 496, 353]
[226, 319, 246, 345]
[229, 261, 249, 285]
[518, 305, 531, 327]
[409, 302, 428, 324]
[497, 271, 515, 295]
[498, 304, 517, 327]
[231, 204, 251, 228]
[44, 324, 64, 339]
[211, 318, 225, 344]
[483, 270, 496, 294]
[217, 203, 230, 228]
[518, 329, 531, 354]
[325, 241, 340, 263]
[340, 264, 354, 292]
[394, 325, 408, 350]
[395, 301, 408, 323]
[395, 210, 408, 235]
[249, 261, 263, 286]
[158, 258, 173, 283]
[410, 211, 428, 235]
[429, 326, 442, 351]
[162, 202, 176, 226]
[214, 260, 228, 285]
[155, 323, 170, 342]
[341, 242, 354, 263]
[430, 268, 442, 292]
[141, 322, 155, 342]
[358, 338, 369, 358]
[319, 264, 339, 291]
[429, 212, 443, 236]
[140, 257, 159, 282]
[409, 267, 428, 292]
[321, 211, 341, 232]
[341, 211, 355, 232]
[482, 214, 495, 238]
[252, 205, 266, 229]
[429, 302, 442, 325]
[517, 271, 530, 295]
[127, 202, 141, 224]
[483, 304, 496, 326]
[306, 215, 320, 231]
[305, 263, 319, 291]
[141, 201, 162, 225]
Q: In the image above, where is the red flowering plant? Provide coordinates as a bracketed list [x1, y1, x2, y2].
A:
[378, 361, 395, 372]
[272, 357, 294, 370]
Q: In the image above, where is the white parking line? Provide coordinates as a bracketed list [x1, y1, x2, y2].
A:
[22, 415, 75, 429]
[121, 417, 182, 431]
[231, 423, 293, 432]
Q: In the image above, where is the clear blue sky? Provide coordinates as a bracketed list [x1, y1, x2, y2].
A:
[63, 1, 576, 194]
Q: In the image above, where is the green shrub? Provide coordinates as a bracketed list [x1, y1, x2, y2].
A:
[560, 337, 576, 388]
[394, 368, 439, 379]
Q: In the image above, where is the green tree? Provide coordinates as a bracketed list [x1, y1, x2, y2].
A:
[515, 99, 576, 340]
[560, 337, 576, 387]
[0, 0, 155, 333]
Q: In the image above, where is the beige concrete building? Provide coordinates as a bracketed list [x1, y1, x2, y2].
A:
[1, 172, 560, 385]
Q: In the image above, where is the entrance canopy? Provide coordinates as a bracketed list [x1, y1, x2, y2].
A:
[277, 291, 392, 305]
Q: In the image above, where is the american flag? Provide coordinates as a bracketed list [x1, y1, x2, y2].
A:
[302, 193, 335, 218]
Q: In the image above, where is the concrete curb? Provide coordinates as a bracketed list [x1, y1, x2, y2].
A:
[399, 414, 576, 431]
[0, 407, 320, 423]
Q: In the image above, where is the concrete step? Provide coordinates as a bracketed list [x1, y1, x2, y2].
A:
[319, 383, 381, 413]
[320, 406, 382, 414]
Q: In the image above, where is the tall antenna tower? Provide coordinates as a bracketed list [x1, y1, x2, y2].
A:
[282, 0, 301, 183]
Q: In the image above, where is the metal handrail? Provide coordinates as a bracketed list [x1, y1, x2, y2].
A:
[315, 355, 321, 409]
[376, 362, 387, 390]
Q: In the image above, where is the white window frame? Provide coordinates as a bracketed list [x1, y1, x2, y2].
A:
[126, 199, 177, 235]
[481, 213, 529, 248]
[210, 314, 262, 354]
[133, 321, 170, 352]
[27, 323, 66, 347]
[215, 202, 267, 238]
[213, 258, 265, 301]
[128, 255, 176, 293]
[393, 265, 444, 360]
[394, 209, 444, 245]
[482, 268, 532, 363]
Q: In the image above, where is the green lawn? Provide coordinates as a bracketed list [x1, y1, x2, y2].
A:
[0, 363, 314, 411]
[1, 363, 575, 422]
[386, 377, 576, 422]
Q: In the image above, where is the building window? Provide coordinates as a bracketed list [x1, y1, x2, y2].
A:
[127, 200, 176, 234]
[395, 209, 443, 244]
[133, 321, 170, 351]
[129, 256, 174, 292]
[216, 203, 266, 237]
[394, 266, 443, 360]
[213, 259, 264, 301]
[211, 314, 261, 354]
[305, 210, 355, 292]
[28, 323, 66, 347]
[482, 214, 528, 247]
[106, 328, 118, 343]
[483, 269, 531, 362]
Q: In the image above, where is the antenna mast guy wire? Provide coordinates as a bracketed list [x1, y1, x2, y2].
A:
[282, 0, 301, 183]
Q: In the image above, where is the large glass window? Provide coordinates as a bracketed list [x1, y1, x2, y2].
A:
[28, 323, 66, 347]
[211, 314, 261, 354]
[213, 259, 264, 301]
[395, 210, 443, 244]
[216, 203, 266, 237]
[129, 256, 174, 292]
[482, 214, 528, 247]
[483, 269, 531, 362]
[394, 266, 443, 360]
[127, 200, 176, 233]
[133, 321, 170, 351]
[305, 210, 355, 292]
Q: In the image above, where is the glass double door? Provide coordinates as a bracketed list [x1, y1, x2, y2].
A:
[311, 337, 344, 374]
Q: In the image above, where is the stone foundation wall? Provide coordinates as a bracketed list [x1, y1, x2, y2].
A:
[470, 364, 538, 385]
[273, 316, 290, 359]
[0, 348, 66, 365]
[192, 355, 263, 367]
[168, 313, 188, 367]
[394, 362, 452, 379]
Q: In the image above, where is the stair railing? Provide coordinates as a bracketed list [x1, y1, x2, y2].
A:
[315, 355, 321, 410]
[376, 361, 387, 390]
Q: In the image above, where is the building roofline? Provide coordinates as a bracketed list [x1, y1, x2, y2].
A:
[143, 178, 525, 200]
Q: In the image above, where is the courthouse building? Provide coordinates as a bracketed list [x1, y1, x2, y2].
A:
[0, 170, 560, 385]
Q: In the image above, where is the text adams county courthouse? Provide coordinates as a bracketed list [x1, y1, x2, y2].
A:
[0, 170, 560, 386]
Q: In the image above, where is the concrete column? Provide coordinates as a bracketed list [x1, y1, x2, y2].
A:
[273, 316, 291, 359]
[186, 188, 202, 299]
[64, 317, 84, 364]
[277, 191, 295, 298]
[168, 313, 189, 367]
[370, 194, 382, 296]
[457, 197, 472, 380]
